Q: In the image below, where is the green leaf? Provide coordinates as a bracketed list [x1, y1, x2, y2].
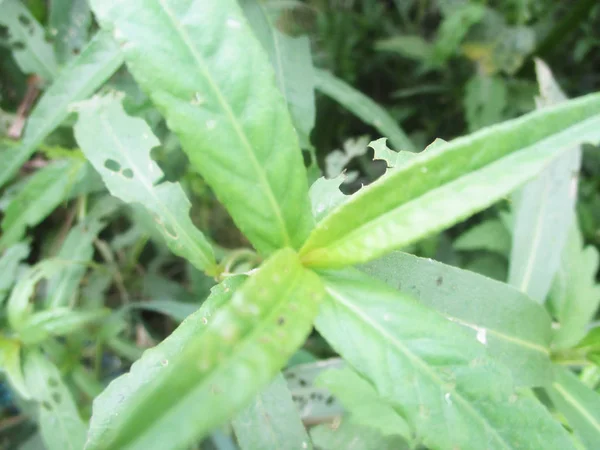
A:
[300, 92, 600, 268]
[0, 159, 87, 250]
[310, 173, 349, 223]
[315, 268, 574, 449]
[0, 242, 29, 305]
[314, 69, 415, 152]
[360, 252, 553, 387]
[509, 59, 580, 303]
[85, 249, 324, 450]
[548, 366, 600, 449]
[90, 0, 314, 255]
[0, 0, 58, 81]
[375, 35, 433, 62]
[432, 3, 485, 64]
[48, 0, 92, 64]
[549, 225, 600, 349]
[73, 94, 216, 274]
[122, 300, 198, 323]
[240, 0, 316, 148]
[232, 372, 312, 450]
[464, 74, 507, 132]
[0, 336, 29, 399]
[310, 419, 410, 450]
[23, 350, 87, 450]
[454, 219, 511, 255]
[0, 32, 123, 189]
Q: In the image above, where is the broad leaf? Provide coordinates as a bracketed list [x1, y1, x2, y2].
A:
[232, 372, 312, 450]
[0, 242, 29, 305]
[509, 59, 579, 303]
[85, 250, 323, 450]
[241, 0, 316, 148]
[314, 69, 415, 152]
[73, 94, 216, 274]
[315, 269, 574, 449]
[0, 0, 58, 81]
[0, 32, 123, 188]
[90, 0, 314, 254]
[0, 336, 29, 399]
[49, 0, 92, 64]
[548, 366, 600, 449]
[360, 252, 553, 387]
[0, 159, 87, 250]
[23, 350, 87, 450]
[300, 92, 600, 268]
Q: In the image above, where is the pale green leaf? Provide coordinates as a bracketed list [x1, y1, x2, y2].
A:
[315, 269, 574, 449]
[232, 372, 312, 450]
[548, 366, 600, 449]
[121, 300, 198, 323]
[309, 173, 349, 223]
[0, 336, 29, 399]
[73, 94, 216, 274]
[49, 0, 92, 64]
[23, 350, 87, 450]
[360, 252, 553, 387]
[375, 35, 433, 62]
[509, 59, 580, 303]
[549, 225, 600, 349]
[85, 250, 324, 450]
[325, 135, 370, 179]
[0, 32, 123, 189]
[314, 69, 415, 152]
[300, 92, 600, 268]
[0, 242, 29, 305]
[90, 0, 314, 254]
[454, 219, 511, 255]
[464, 74, 507, 132]
[310, 419, 410, 450]
[0, 159, 87, 250]
[0, 0, 58, 81]
[241, 0, 316, 148]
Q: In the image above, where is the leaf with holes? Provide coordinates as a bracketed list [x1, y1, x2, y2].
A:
[49, 0, 92, 64]
[315, 268, 575, 449]
[85, 250, 323, 450]
[232, 372, 312, 450]
[73, 94, 216, 275]
[0, 32, 123, 189]
[360, 252, 553, 387]
[0, 0, 58, 81]
[89, 0, 314, 255]
[300, 92, 600, 268]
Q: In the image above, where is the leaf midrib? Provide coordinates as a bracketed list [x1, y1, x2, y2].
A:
[155, 0, 291, 249]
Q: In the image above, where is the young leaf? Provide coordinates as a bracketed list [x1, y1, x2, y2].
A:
[548, 366, 600, 449]
[73, 94, 216, 274]
[232, 372, 312, 450]
[508, 59, 580, 303]
[89, 0, 314, 254]
[315, 269, 575, 449]
[240, 0, 316, 148]
[300, 92, 600, 268]
[0, 159, 87, 250]
[314, 69, 415, 152]
[360, 252, 553, 387]
[0, 32, 123, 189]
[85, 250, 323, 450]
[0, 242, 29, 305]
[49, 0, 92, 64]
[0, 336, 29, 399]
[23, 350, 87, 450]
[0, 0, 58, 81]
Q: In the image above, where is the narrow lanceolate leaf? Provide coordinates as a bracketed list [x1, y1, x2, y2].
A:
[315, 269, 575, 449]
[360, 252, 553, 387]
[241, 0, 316, 148]
[0, 159, 86, 250]
[0, 0, 58, 81]
[314, 69, 415, 152]
[509, 59, 580, 303]
[0, 32, 123, 189]
[85, 250, 323, 450]
[49, 0, 92, 64]
[24, 351, 87, 450]
[74, 94, 216, 274]
[0, 336, 29, 399]
[548, 366, 600, 449]
[0, 242, 29, 305]
[301, 92, 600, 268]
[232, 372, 312, 450]
[90, 0, 314, 254]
